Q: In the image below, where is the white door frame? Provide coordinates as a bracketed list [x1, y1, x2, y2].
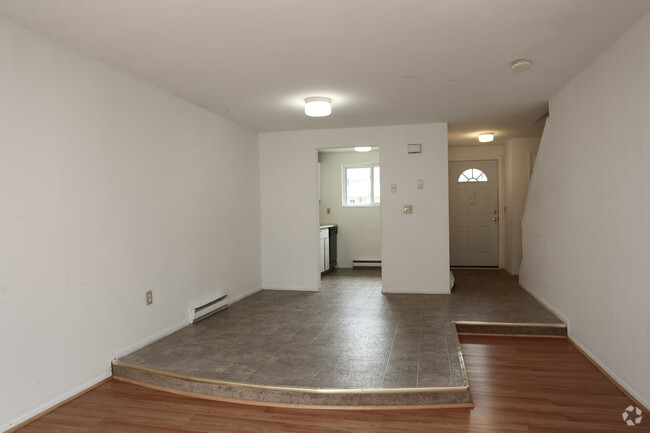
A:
[448, 152, 505, 269]
[316, 146, 383, 285]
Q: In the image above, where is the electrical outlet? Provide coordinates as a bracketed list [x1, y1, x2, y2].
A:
[146, 290, 153, 305]
[417, 179, 424, 189]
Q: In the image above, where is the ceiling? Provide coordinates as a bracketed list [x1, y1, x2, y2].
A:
[1, 0, 649, 146]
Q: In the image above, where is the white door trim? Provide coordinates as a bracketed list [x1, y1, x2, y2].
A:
[448, 153, 504, 269]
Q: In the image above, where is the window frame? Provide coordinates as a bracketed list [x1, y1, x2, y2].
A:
[341, 163, 381, 207]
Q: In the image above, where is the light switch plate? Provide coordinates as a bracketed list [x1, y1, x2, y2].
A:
[407, 143, 421, 154]
[391, 184, 397, 193]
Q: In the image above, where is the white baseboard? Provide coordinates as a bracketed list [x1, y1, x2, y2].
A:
[518, 281, 649, 411]
[4, 319, 188, 432]
[504, 266, 519, 276]
[2, 372, 111, 433]
[381, 287, 450, 294]
[569, 335, 650, 411]
[262, 285, 318, 292]
[116, 285, 268, 359]
[229, 286, 262, 304]
[113, 319, 189, 360]
[2, 286, 270, 433]
[518, 280, 571, 329]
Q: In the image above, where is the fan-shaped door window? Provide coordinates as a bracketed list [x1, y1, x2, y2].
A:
[458, 168, 488, 182]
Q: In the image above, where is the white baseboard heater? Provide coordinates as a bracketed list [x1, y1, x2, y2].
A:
[352, 259, 382, 268]
[189, 294, 228, 324]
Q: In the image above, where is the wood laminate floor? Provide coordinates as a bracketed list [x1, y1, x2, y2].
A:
[15, 336, 648, 433]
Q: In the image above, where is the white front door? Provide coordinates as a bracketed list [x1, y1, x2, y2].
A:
[449, 160, 499, 267]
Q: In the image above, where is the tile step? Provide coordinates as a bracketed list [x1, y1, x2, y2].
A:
[111, 360, 472, 409]
[454, 321, 567, 336]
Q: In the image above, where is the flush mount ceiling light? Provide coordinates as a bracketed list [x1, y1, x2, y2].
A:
[304, 97, 332, 117]
[478, 133, 494, 143]
[354, 146, 372, 152]
[511, 59, 532, 72]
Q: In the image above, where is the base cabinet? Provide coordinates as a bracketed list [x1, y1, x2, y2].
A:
[319, 228, 330, 273]
[320, 225, 337, 275]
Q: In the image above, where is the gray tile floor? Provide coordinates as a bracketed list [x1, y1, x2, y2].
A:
[119, 268, 562, 389]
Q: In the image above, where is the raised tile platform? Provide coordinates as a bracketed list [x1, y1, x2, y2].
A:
[112, 269, 565, 408]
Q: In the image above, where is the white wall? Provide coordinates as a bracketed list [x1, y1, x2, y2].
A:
[448, 144, 504, 161]
[260, 124, 449, 293]
[504, 137, 540, 274]
[520, 11, 650, 408]
[0, 18, 261, 431]
[318, 150, 381, 267]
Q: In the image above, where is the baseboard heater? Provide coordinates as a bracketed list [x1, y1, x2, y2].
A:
[189, 294, 228, 324]
[352, 259, 382, 268]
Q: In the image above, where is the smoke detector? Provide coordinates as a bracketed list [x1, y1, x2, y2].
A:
[511, 59, 532, 72]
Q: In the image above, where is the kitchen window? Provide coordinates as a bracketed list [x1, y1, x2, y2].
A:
[342, 164, 380, 206]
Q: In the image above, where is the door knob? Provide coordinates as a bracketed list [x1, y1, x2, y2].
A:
[492, 217, 498, 222]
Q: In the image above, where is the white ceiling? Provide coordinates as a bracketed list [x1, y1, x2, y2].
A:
[1, 0, 649, 146]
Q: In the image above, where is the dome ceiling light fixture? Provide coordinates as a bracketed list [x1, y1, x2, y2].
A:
[478, 133, 495, 143]
[511, 58, 532, 72]
[304, 96, 332, 117]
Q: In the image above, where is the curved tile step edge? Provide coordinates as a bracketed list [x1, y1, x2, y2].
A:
[111, 361, 472, 409]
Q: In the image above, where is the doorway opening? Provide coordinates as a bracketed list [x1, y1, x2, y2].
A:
[317, 147, 381, 280]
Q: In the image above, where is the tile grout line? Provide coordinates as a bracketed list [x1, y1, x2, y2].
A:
[341, 279, 386, 388]
[443, 310, 454, 383]
[307, 277, 369, 387]
[416, 307, 423, 387]
[380, 304, 402, 387]
[340, 280, 383, 387]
